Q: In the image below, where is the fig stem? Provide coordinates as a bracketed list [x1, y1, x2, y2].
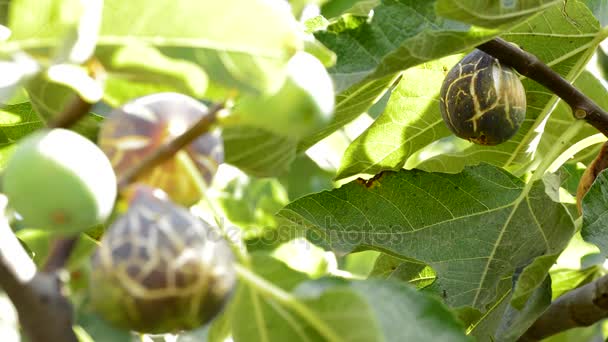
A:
[234, 264, 344, 342]
[477, 37, 608, 137]
[117, 102, 224, 189]
[47, 96, 93, 129]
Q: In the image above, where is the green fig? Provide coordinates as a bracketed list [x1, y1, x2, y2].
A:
[2, 128, 117, 234]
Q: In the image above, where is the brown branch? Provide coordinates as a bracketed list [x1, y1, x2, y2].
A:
[518, 274, 608, 341]
[477, 38, 608, 137]
[47, 96, 93, 129]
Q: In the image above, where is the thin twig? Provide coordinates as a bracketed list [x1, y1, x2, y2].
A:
[477, 38, 608, 137]
[117, 102, 224, 189]
[47, 96, 93, 129]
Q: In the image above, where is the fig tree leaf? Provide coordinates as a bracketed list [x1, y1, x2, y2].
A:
[100, 0, 300, 96]
[581, 170, 608, 255]
[0, 102, 44, 169]
[335, 56, 457, 179]
[6, 0, 98, 60]
[229, 254, 311, 342]
[294, 278, 472, 342]
[550, 265, 603, 299]
[435, 0, 561, 28]
[415, 1, 602, 174]
[493, 277, 552, 342]
[369, 253, 436, 289]
[321, 0, 380, 18]
[216, 170, 289, 238]
[278, 164, 575, 311]
[223, 126, 296, 177]
[314, 0, 541, 94]
[96, 43, 208, 106]
[298, 73, 399, 152]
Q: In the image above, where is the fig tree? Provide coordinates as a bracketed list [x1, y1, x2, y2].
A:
[2, 128, 117, 234]
[439, 49, 527, 146]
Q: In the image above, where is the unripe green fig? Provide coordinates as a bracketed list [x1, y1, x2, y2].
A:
[439, 49, 527, 146]
[229, 51, 335, 138]
[2, 129, 117, 234]
[89, 186, 236, 334]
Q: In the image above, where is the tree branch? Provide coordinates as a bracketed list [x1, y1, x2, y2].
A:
[477, 38, 608, 137]
[518, 274, 608, 341]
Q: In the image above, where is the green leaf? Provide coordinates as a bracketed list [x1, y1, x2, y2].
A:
[224, 126, 297, 177]
[510, 254, 557, 309]
[435, 0, 560, 27]
[216, 168, 289, 238]
[493, 277, 552, 342]
[228, 52, 334, 139]
[99, 0, 300, 96]
[96, 43, 208, 106]
[550, 265, 603, 299]
[7, 0, 98, 61]
[298, 73, 399, 151]
[335, 56, 458, 179]
[583, 0, 608, 26]
[280, 155, 335, 201]
[294, 278, 472, 342]
[321, 0, 380, 18]
[414, 1, 602, 173]
[370, 253, 436, 288]
[278, 164, 575, 310]
[0, 102, 44, 169]
[314, 0, 531, 94]
[229, 254, 311, 342]
[581, 170, 608, 255]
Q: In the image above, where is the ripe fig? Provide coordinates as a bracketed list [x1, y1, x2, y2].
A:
[2, 129, 117, 234]
[439, 49, 526, 146]
[98, 93, 223, 206]
[89, 186, 236, 334]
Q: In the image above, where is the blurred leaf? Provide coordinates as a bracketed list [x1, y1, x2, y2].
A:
[74, 310, 131, 342]
[551, 265, 603, 299]
[583, 0, 608, 26]
[228, 52, 334, 139]
[435, 0, 560, 27]
[298, 73, 398, 151]
[100, 0, 300, 96]
[342, 250, 379, 277]
[278, 164, 575, 311]
[7, 0, 97, 60]
[414, 1, 602, 173]
[370, 254, 436, 289]
[294, 278, 472, 342]
[223, 126, 297, 177]
[0, 53, 39, 103]
[493, 277, 552, 342]
[216, 167, 289, 238]
[321, 0, 379, 18]
[229, 254, 310, 342]
[273, 238, 329, 277]
[280, 154, 334, 201]
[96, 43, 208, 106]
